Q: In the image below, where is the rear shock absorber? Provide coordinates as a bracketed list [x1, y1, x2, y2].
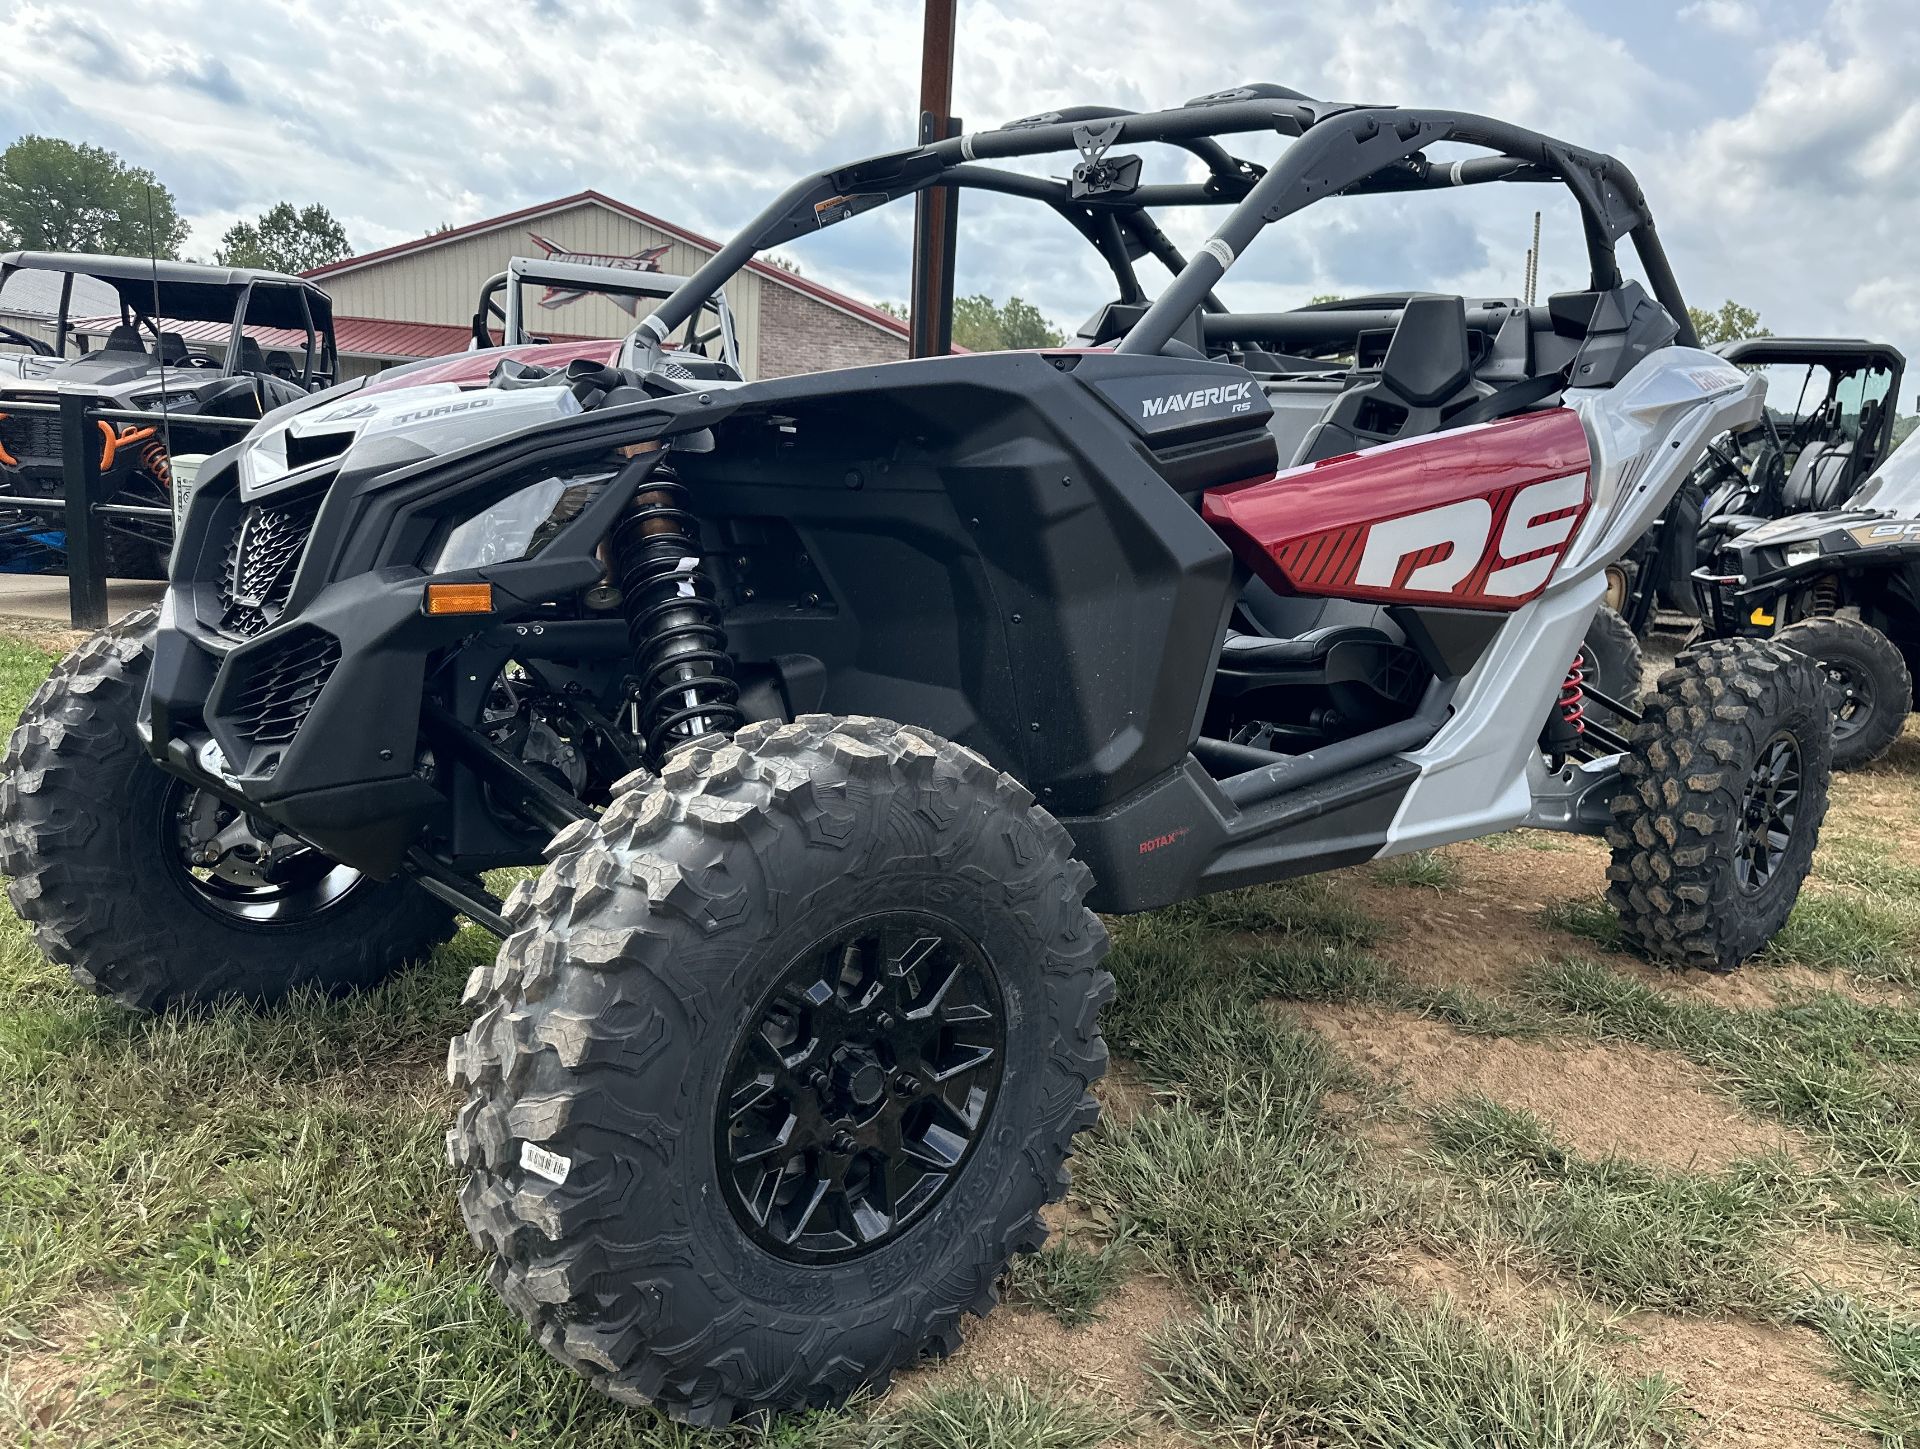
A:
[1539, 648, 1587, 765]
[609, 461, 742, 762]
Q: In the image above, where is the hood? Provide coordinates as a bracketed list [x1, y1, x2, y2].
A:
[238, 378, 587, 499]
[0, 348, 166, 398]
[1738, 510, 1877, 546]
[362, 338, 621, 396]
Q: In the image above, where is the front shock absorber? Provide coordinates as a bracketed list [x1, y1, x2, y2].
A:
[609, 461, 742, 762]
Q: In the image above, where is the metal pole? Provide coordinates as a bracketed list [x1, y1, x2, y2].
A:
[61, 395, 108, 630]
[909, 0, 959, 358]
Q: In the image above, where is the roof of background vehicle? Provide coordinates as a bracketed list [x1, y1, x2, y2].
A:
[0, 251, 333, 330]
[301, 191, 910, 339]
[1717, 337, 1906, 369]
[0, 251, 317, 290]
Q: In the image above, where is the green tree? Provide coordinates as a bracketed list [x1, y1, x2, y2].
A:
[0, 135, 188, 257]
[215, 202, 352, 274]
[951, 294, 1064, 351]
[1688, 299, 1770, 347]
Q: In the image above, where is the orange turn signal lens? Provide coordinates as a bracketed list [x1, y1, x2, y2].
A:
[424, 582, 495, 616]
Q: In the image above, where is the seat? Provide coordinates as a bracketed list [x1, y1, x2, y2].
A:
[264, 349, 296, 379]
[234, 337, 266, 375]
[1219, 624, 1392, 668]
[1290, 295, 1477, 464]
[100, 324, 148, 355]
[155, 331, 190, 365]
[1781, 441, 1855, 512]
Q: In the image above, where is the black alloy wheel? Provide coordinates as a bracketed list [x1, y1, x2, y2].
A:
[1734, 730, 1801, 894]
[163, 777, 364, 925]
[717, 911, 1006, 1263]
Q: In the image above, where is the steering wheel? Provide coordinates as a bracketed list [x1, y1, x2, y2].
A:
[0, 324, 54, 357]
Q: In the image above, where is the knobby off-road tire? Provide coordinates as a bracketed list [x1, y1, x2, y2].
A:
[1606, 637, 1832, 972]
[0, 609, 456, 1010]
[1581, 603, 1645, 715]
[447, 715, 1111, 1425]
[1775, 614, 1911, 769]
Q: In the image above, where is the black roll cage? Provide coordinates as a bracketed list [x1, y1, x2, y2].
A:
[638, 83, 1696, 361]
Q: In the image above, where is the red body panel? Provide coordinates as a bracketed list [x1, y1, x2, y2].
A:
[1201, 409, 1594, 612]
[362, 339, 621, 394]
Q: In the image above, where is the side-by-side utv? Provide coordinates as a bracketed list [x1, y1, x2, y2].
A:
[1611, 336, 1905, 635]
[0, 252, 338, 577]
[2, 84, 1829, 1424]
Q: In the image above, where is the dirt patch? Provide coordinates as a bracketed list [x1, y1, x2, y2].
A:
[1293, 1002, 1806, 1171]
[1612, 1313, 1874, 1449]
[903, 1274, 1190, 1410]
[1349, 839, 1911, 1012]
[1791, 1227, 1920, 1311]
[0, 615, 86, 655]
[0, 1304, 111, 1433]
[1093, 1059, 1156, 1127]
[1346, 837, 1606, 995]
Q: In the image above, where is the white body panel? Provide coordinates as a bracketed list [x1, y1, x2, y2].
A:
[1381, 348, 1765, 853]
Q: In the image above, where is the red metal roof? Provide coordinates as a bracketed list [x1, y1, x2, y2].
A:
[303, 190, 912, 341]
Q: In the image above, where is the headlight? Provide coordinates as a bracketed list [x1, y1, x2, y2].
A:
[1784, 543, 1822, 568]
[130, 385, 201, 411]
[426, 473, 615, 574]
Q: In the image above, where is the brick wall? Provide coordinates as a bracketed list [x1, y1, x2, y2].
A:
[756, 282, 907, 379]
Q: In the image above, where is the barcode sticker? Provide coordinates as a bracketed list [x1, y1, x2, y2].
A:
[520, 1142, 572, 1185]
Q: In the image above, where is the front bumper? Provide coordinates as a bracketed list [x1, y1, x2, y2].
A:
[145, 575, 469, 877]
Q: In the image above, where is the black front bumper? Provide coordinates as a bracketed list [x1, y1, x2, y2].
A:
[145, 573, 464, 877]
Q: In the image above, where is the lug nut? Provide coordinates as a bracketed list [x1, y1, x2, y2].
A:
[829, 1131, 856, 1153]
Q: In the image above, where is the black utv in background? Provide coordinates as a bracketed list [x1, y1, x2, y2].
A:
[0, 252, 337, 577]
[1612, 337, 1905, 636]
[1696, 429, 1920, 766]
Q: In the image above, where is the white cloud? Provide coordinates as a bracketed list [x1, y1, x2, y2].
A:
[3, 0, 1917, 393]
[1679, 0, 1762, 36]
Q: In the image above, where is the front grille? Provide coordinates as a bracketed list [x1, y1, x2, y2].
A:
[219, 489, 324, 637]
[225, 626, 340, 751]
[0, 404, 63, 490]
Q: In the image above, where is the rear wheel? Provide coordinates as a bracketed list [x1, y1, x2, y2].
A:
[1581, 604, 1644, 715]
[448, 715, 1111, 1423]
[0, 611, 456, 1009]
[1775, 614, 1911, 768]
[1606, 637, 1832, 971]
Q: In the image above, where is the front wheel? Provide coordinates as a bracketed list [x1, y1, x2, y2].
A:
[1606, 637, 1832, 971]
[0, 611, 456, 1009]
[447, 716, 1111, 1424]
[1775, 614, 1912, 768]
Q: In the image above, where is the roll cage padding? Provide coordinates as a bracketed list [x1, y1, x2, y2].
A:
[637, 87, 1693, 361]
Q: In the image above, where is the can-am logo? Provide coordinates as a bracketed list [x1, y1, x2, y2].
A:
[1141, 381, 1255, 419]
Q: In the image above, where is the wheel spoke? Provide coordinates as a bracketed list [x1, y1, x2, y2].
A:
[717, 910, 1005, 1264]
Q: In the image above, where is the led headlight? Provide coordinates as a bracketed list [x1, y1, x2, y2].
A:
[1784, 542, 1822, 568]
[130, 384, 202, 411]
[427, 472, 615, 574]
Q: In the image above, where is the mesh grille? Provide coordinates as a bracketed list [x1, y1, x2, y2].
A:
[224, 627, 340, 750]
[219, 490, 324, 638]
[0, 406, 64, 489]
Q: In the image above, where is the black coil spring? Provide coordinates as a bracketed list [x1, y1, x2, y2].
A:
[610, 468, 741, 761]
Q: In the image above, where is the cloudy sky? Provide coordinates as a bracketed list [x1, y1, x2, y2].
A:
[4, 0, 1915, 389]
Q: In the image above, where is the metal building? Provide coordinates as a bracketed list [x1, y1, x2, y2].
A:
[304, 191, 911, 382]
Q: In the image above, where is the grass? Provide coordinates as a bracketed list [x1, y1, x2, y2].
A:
[1003, 1241, 1131, 1328]
[1371, 849, 1460, 891]
[1532, 955, 1920, 1181]
[1148, 1295, 1681, 1448]
[6, 627, 1920, 1443]
[1427, 1096, 1798, 1316]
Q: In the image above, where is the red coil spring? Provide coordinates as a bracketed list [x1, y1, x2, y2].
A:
[1558, 651, 1587, 735]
